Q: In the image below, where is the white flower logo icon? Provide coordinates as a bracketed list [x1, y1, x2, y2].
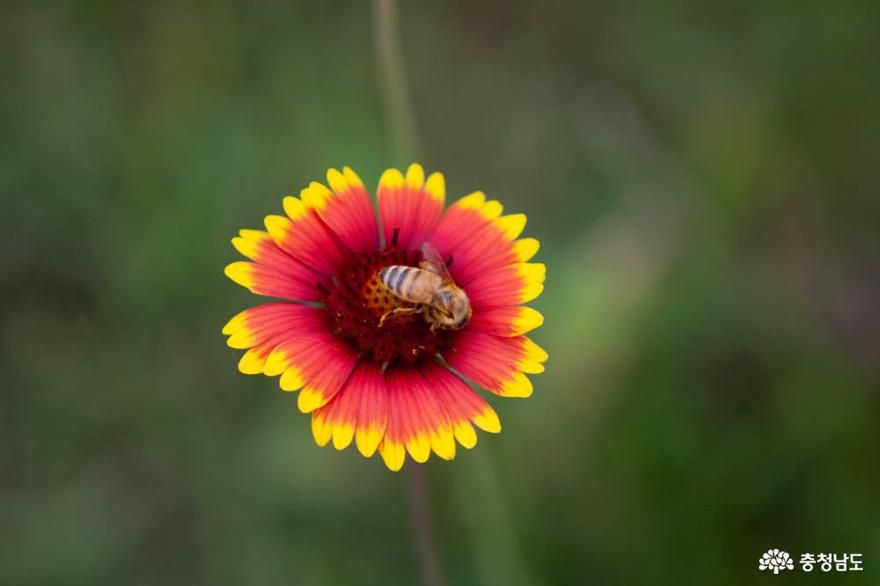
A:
[759, 549, 794, 574]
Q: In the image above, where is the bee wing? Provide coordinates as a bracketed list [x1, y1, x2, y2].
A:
[419, 242, 453, 282]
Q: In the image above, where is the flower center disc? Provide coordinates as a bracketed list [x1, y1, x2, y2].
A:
[323, 245, 456, 365]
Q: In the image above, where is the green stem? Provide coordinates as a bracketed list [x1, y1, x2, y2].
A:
[405, 465, 447, 586]
[373, 0, 418, 164]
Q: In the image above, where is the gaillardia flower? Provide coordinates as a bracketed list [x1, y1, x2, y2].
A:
[223, 164, 547, 470]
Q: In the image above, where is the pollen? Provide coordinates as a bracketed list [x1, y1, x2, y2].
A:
[323, 245, 456, 366]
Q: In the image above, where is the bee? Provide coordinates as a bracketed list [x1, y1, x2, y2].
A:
[378, 242, 472, 331]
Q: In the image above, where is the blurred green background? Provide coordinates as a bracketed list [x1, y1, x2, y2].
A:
[2, 1, 879, 584]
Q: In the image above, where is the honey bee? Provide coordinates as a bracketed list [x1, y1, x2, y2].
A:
[378, 242, 472, 331]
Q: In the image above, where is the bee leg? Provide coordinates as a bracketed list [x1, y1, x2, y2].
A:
[378, 306, 420, 327]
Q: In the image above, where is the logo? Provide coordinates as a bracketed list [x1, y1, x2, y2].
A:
[758, 549, 863, 574]
[759, 549, 794, 574]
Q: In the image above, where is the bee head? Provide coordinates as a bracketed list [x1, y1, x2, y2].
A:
[449, 289, 472, 328]
[428, 287, 472, 330]
[434, 288, 471, 330]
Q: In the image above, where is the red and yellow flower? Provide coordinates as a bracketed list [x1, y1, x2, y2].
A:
[223, 164, 547, 470]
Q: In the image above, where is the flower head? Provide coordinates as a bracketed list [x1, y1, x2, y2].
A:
[223, 164, 547, 470]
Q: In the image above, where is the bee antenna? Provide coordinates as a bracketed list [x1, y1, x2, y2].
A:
[391, 227, 399, 246]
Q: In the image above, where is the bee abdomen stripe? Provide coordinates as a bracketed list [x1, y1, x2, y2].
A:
[393, 266, 411, 292]
[380, 266, 399, 289]
[404, 270, 422, 298]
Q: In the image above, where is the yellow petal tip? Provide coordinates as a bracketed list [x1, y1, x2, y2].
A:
[380, 441, 406, 471]
[326, 168, 347, 192]
[279, 368, 304, 392]
[379, 168, 405, 190]
[513, 238, 540, 262]
[453, 421, 478, 449]
[514, 307, 544, 335]
[238, 349, 266, 375]
[499, 372, 533, 398]
[406, 436, 431, 464]
[496, 213, 527, 240]
[224, 262, 253, 289]
[282, 197, 307, 220]
[481, 200, 504, 220]
[304, 181, 332, 210]
[522, 337, 549, 363]
[405, 163, 425, 188]
[332, 423, 355, 450]
[424, 172, 446, 202]
[473, 407, 502, 433]
[342, 166, 364, 188]
[312, 415, 332, 447]
[231, 234, 260, 259]
[297, 387, 328, 413]
[222, 310, 247, 335]
[430, 430, 456, 460]
[457, 191, 486, 209]
[356, 427, 383, 457]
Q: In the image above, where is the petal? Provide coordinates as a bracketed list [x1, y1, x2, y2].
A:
[267, 334, 357, 413]
[428, 191, 538, 287]
[311, 362, 387, 457]
[379, 369, 427, 468]
[301, 167, 379, 253]
[353, 365, 388, 457]
[465, 262, 546, 308]
[236, 343, 274, 375]
[421, 362, 501, 449]
[513, 238, 541, 263]
[469, 305, 544, 337]
[409, 369, 457, 461]
[379, 367, 456, 470]
[378, 374, 406, 471]
[226, 229, 323, 301]
[223, 303, 357, 410]
[378, 164, 445, 250]
[224, 260, 322, 302]
[222, 302, 319, 349]
[264, 194, 350, 276]
[444, 330, 548, 398]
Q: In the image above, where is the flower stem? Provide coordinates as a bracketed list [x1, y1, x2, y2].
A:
[405, 465, 447, 586]
[373, 0, 418, 164]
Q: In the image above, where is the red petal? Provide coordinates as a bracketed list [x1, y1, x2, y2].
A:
[428, 192, 534, 287]
[268, 332, 357, 413]
[421, 362, 501, 446]
[378, 366, 457, 469]
[222, 302, 324, 349]
[465, 262, 545, 308]
[223, 303, 356, 412]
[444, 330, 547, 398]
[264, 196, 350, 276]
[302, 167, 379, 253]
[311, 362, 387, 454]
[225, 229, 324, 301]
[378, 164, 445, 250]
[468, 305, 544, 337]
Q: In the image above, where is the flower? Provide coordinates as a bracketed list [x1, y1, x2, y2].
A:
[223, 164, 547, 470]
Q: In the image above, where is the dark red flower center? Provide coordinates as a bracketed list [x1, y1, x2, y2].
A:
[322, 245, 457, 366]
